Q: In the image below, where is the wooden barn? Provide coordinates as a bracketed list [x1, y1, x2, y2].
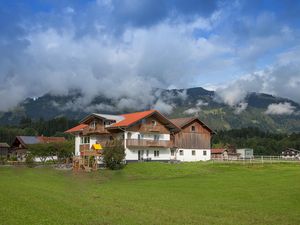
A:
[170, 117, 214, 161]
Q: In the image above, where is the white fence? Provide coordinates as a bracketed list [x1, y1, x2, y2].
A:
[212, 155, 300, 164]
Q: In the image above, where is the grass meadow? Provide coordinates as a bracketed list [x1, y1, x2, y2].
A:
[0, 162, 300, 225]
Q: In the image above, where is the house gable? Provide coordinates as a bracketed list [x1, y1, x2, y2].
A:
[127, 114, 171, 134]
[181, 120, 212, 135]
[170, 117, 213, 149]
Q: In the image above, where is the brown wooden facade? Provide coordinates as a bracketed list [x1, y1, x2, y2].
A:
[127, 115, 171, 134]
[82, 117, 111, 135]
[172, 119, 212, 149]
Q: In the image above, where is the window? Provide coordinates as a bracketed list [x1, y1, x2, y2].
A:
[154, 150, 159, 157]
[104, 120, 112, 126]
[138, 134, 143, 140]
[191, 126, 196, 132]
[154, 134, 160, 141]
[146, 150, 149, 157]
[192, 150, 196, 156]
[90, 120, 96, 129]
[203, 150, 207, 156]
[127, 132, 132, 139]
[152, 120, 157, 126]
[180, 150, 184, 156]
[80, 136, 90, 144]
[171, 150, 175, 156]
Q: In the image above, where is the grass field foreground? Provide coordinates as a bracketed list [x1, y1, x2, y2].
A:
[0, 162, 300, 225]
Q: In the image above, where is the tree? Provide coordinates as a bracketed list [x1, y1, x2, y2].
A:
[103, 140, 125, 170]
[54, 141, 74, 163]
[27, 141, 74, 163]
[27, 143, 51, 163]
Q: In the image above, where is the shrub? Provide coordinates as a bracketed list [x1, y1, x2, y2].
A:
[10, 155, 17, 161]
[0, 156, 7, 165]
[25, 154, 35, 167]
[103, 140, 125, 170]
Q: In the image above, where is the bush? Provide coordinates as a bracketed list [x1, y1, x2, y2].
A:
[10, 155, 17, 161]
[0, 156, 7, 165]
[25, 154, 35, 167]
[103, 140, 125, 170]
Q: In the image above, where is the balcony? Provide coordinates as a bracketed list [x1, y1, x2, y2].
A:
[79, 144, 90, 151]
[126, 139, 172, 148]
[82, 124, 110, 135]
[79, 140, 124, 152]
[139, 124, 165, 132]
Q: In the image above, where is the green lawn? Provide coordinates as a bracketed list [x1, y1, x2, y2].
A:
[0, 162, 300, 225]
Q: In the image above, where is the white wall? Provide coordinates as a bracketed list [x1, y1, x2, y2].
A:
[175, 149, 211, 162]
[125, 131, 170, 141]
[125, 147, 171, 161]
[74, 132, 211, 163]
[75, 135, 81, 156]
[237, 148, 253, 158]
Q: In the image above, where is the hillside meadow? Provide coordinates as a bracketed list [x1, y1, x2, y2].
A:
[0, 162, 300, 225]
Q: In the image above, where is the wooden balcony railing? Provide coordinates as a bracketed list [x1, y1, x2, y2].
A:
[82, 125, 109, 135]
[79, 144, 90, 151]
[126, 139, 172, 148]
[139, 124, 165, 132]
[79, 141, 124, 152]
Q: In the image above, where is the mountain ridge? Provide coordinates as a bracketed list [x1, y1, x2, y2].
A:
[1, 87, 299, 132]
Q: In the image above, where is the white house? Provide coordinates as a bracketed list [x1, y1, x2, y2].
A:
[65, 110, 214, 163]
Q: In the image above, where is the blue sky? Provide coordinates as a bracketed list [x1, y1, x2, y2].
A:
[0, 0, 300, 112]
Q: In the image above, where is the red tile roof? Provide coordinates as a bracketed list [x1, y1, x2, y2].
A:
[211, 148, 225, 154]
[110, 110, 156, 127]
[38, 136, 66, 143]
[65, 124, 88, 133]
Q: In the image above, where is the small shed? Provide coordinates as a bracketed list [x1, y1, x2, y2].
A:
[0, 143, 10, 158]
[211, 148, 240, 160]
[236, 148, 254, 159]
[211, 148, 226, 159]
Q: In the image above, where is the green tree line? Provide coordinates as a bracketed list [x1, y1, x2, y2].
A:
[212, 127, 300, 155]
[0, 116, 77, 144]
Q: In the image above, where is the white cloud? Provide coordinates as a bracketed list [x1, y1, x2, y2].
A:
[0, 16, 232, 111]
[234, 102, 248, 114]
[152, 99, 174, 114]
[265, 102, 296, 115]
[184, 107, 201, 115]
[215, 46, 300, 107]
[196, 100, 208, 106]
[0, 3, 300, 114]
[183, 99, 208, 115]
